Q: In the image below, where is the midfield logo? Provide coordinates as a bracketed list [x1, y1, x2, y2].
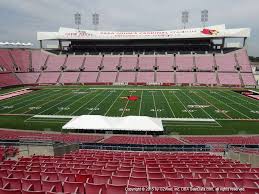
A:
[120, 96, 139, 101]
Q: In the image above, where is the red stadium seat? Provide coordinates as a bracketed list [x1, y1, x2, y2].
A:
[63, 181, 85, 194]
[21, 178, 41, 191]
[41, 180, 62, 193]
[128, 177, 148, 187]
[106, 184, 126, 194]
[84, 182, 104, 194]
[111, 175, 129, 185]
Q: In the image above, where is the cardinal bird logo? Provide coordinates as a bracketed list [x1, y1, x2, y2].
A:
[201, 28, 219, 35]
[120, 96, 139, 101]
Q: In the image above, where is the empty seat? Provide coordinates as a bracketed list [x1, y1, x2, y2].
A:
[205, 178, 225, 187]
[63, 181, 85, 194]
[84, 182, 104, 194]
[149, 178, 168, 187]
[21, 178, 41, 191]
[2, 177, 21, 190]
[111, 175, 129, 185]
[106, 184, 126, 194]
[128, 177, 148, 187]
[93, 174, 110, 184]
[41, 172, 58, 181]
[41, 180, 62, 193]
[167, 178, 185, 187]
[24, 171, 41, 180]
[185, 178, 204, 187]
[58, 172, 75, 182]
[131, 171, 147, 178]
[225, 178, 243, 188]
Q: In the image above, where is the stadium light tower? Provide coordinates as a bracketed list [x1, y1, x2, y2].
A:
[74, 12, 81, 30]
[201, 9, 208, 27]
[182, 11, 189, 29]
[92, 13, 100, 31]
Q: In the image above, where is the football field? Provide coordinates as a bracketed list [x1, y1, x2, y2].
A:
[0, 86, 259, 135]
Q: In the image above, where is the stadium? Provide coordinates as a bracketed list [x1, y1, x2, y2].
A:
[0, 1, 259, 194]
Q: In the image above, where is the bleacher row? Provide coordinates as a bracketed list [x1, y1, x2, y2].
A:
[0, 130, 259, 145]
[0, 48, 256, 87]
[0, 150, 258, 194]
[0, 130, 103, 144]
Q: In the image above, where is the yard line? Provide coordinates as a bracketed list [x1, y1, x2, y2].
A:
[161, 90, 175, 118]
[201, 90, 251, 119]
[196, 90, 232, 119]
[104, 90, 125, 116]
[215, 91, 255, 113]
[0, 89, 48, 106]
[54, 90, 96, 115]
[223, 90, 259, 108]
[212, 91, 252, 119]
[23, 90, 74, 114]
[180, 90, 212, 119]
[121, 91, 133, 117]
[7, 90, 60, 113]
[138, 90, 143, 116]
[88, 91, 115, 115]
[172, 91, 194, 118]
[151, 92, 158, 118]
[0, 90, 52, 110]
[70, 90, 106, 115]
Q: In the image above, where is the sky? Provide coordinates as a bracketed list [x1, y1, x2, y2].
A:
[0, 0, 258, 56]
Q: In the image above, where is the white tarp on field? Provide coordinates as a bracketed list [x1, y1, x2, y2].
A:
[62, 115, 164, 132]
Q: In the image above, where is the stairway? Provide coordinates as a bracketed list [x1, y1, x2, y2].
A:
[8, 51, 19, 71]
[36, 72, 42, 83]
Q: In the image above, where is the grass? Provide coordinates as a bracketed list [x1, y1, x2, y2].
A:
[0, 85, 258, 135]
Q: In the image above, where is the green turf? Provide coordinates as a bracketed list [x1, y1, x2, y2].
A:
[0, 86, 259, 135]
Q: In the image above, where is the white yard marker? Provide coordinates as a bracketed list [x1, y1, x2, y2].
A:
[54, 90, 95, 115]
[172, 91, 194, 118]
[25, 90, 77, 115]
[104, 90, 125, 116]
[180, 90, 212, 119]
[121, 91, 133, 117]
[70, 90, 106, 115]
[8, 90, 62, 113]
[88, 91, 114, 115]
[151, 92, 158, 118]
[197, 90, 232, 119]
[208, 91, 251, 119]
[3, 90, 52, 112]
[161, 90, 175, 118]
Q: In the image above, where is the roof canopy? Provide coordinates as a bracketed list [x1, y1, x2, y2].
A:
[37, 24, 250, 41]
[62, 115, 164, 132]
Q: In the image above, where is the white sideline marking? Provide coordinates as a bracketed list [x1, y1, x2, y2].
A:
[89, 88, 180, 91]
[33, 115, 76, 119]
[138, 90, 143, 116]
[162, 118, 215, 122]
